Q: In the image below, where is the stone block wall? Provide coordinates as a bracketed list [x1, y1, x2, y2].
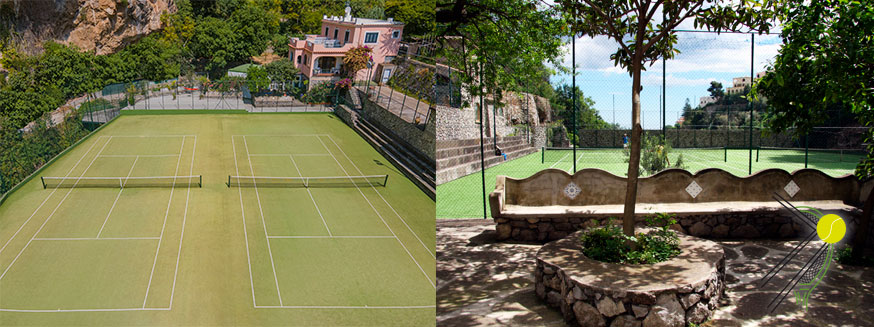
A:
[493, 212, 830, 243]
[359, 90, 435, 161]
[535, 231, 726, 326]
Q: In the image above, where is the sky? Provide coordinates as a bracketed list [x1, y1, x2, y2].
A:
[548, 21, 784, 130]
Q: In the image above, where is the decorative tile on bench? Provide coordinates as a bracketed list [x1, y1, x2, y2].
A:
[784, 180, 800, 198]
[564, 182, 582, 199]
[686, 180, 703, 198]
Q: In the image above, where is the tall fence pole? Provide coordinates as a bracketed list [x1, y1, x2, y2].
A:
[479, 60, 487, 220]
[662, 49, 666, 142]
[748, 33, 755, 176]
[572, 32, 577, 173]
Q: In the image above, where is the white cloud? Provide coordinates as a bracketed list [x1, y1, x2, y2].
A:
[553, 29, 783, 76]
[641, 74, 731, 88]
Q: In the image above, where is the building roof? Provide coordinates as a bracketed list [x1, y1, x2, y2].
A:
[322, 16, 404, 26]
[229, 63, 258, 74]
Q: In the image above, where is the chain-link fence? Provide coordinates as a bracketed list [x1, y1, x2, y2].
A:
[358, 58, 435, 128]
[436, 30, 868, 219]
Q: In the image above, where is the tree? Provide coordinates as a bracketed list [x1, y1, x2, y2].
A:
[558, 0, 776, 236]
[436, 0, 565, 112]
[707, 81, 724, 98]
[246, 65, 270, 94]
[264, 59, 300, 92]
[386, 0, 435, 38]
[552, 84, 610, 133]
[753, 0, 873, 262]
[342, 46, 373, 79]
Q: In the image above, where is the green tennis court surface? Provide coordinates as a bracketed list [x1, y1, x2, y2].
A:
[437, 147, 861, 219]
[0, 113, 435, 325]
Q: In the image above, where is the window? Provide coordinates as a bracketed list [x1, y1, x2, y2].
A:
[333, 29, 338, 39]
[392, 30, 400, 39]
[297, 55, 301, 64]
[384, 56, 395, 63]
[303, 54, 308, 64]
[344, 30, 350, 43]
[364, 32, 378, 44]
[325, 27, 329, 36]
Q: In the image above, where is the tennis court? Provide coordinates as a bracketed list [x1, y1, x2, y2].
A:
[0, 112, 435, 325]
[437, 147, 862, 219]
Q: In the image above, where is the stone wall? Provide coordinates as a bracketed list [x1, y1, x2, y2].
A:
[535, 230, 726, 326]
[360, 91, 435, 161]
[532, 125, 548, 149]
[490, 168, 871, 243]
[493, 211, 841, 243]
[437, 89, 553, 141]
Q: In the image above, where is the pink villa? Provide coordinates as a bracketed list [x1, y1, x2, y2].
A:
[289, 5, 404, 89]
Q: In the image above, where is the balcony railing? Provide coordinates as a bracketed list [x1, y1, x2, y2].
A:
[313, 68, 341, 75]
[306, 37, 345, 48]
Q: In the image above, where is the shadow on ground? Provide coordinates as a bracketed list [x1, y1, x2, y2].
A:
[437, 219, 874, 327]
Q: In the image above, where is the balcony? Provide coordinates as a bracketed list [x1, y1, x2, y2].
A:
[313, 67, 341, 75]
[307, 37, 345, 48]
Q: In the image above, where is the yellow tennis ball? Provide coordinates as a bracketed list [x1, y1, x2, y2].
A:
[816, 214, 846, 244]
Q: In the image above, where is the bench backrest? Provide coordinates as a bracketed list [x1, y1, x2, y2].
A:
[497, 168, 868, 207]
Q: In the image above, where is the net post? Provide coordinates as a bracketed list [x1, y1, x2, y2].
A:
[384, 175, 388, 187]
[41, 176, 46, 189]
[227, 175, 231, 187]
[756, 146, 760, 162]
[541, 147, 545, 163]
[724, 146, 727, 162]
[199, 175, 202, 188]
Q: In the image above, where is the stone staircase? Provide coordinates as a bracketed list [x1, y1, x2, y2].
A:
[347, 107, 435, 199]
[437, 136, 537, 185]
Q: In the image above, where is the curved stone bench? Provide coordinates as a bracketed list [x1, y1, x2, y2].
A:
[490, 168, 870, 243]
[535, 230, 725, 326]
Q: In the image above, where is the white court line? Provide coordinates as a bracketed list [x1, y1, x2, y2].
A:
[33, 237, 160, 241]
[232, 136, 258, 307]
[243, 136, 285, 306]
[0, 137, 102, 255]
[0, 307, 171, 312]
[0, 137, 114, 281]
[142, 136, 186, 308]
[254, 305, 435, 309]
[169, 135, 197, 309]
[232, 134, 327, 137]
[683, 151, 747, 176]
[326, 136, 436, 261]
[96, 156, 140, 238]
[549, 153, 570, 169]
[267, 236, 395, 239]
[248, 153, 330, 157]
[317, 136, 435, 289]
[99, 154, 179, 158]
[105, 135, 195, 138]
[287, 155, 332, 237]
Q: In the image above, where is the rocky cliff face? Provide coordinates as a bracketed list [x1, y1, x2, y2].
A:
[4, 0, 174, 55]
[501, 91, 552, 126]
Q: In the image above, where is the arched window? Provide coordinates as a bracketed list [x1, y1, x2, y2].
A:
[297, 55, 301, 64]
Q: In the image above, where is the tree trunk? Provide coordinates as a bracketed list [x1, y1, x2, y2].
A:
[852, 185, 873, 262]
[623, 61, 643, 236]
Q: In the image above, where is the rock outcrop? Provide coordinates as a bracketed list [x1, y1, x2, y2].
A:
[4, 0, 174, 55]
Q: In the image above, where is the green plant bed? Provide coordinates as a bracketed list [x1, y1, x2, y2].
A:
[834, 245, 874, 267]
[580, 214, 681, 264]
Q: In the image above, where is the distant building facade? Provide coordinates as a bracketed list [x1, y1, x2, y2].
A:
[726, 71, 767, 95]
[699, 96, 718, 107]
[288, 5, 404, 88]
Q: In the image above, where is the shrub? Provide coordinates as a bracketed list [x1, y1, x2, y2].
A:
[301, 82, 333, 104]
[834, 245, 874, 267]
[624, 134, 686, 176]
[580, 214, 681, 264]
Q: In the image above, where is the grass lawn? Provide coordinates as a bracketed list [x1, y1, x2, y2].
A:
[0, 112, 435, 326]
[437, 147, 862, 219]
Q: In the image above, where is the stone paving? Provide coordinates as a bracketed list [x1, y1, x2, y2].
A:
[437, 219, 874, 327]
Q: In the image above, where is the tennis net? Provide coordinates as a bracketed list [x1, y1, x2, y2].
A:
[756, 147, 865, 163]
[41, 175, 202, 188]
[226, 175, 389, 188]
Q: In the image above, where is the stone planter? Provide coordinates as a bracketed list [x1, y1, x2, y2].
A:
[535, 230, 725, 327]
